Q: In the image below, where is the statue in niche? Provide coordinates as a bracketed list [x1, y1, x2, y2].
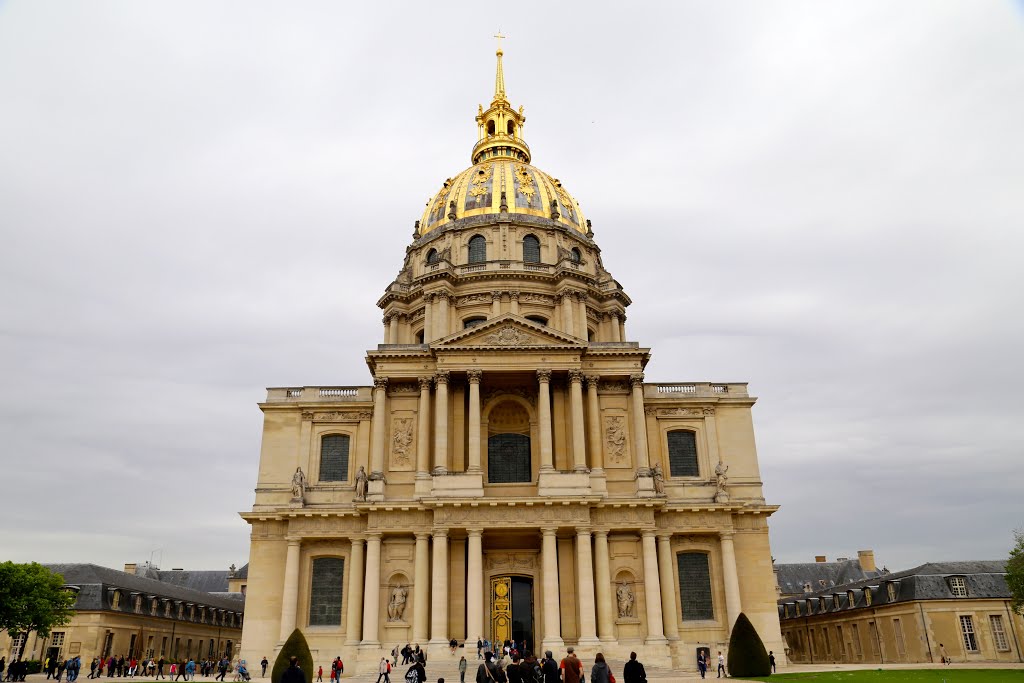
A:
[354, 466, 368, 501]
[652, 463, 665, 495]
[291, 467, 306, 500]
[387, 584, 408, 622]
[616, 581, 635, 618]
[715, 460, 729, 493]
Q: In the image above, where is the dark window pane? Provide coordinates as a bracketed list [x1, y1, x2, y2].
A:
[667, 431, 698, 477]
[464, 318, 486, 329]
[523, 236, 540, 263]
[427, 249, 438, 264]
[320, 435, 350, 482]
[468, 236, 487, 264]
[488, 433, 531, 483]
[678, 552, 713, 621]
[309, 558, 344, 626]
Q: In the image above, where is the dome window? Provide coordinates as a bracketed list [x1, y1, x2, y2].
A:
[468, 235, 487, 264]
[507, 121, 515, 136]
[525, 316, 547, 326]
[487, 120, 496, 136]
[570, 247, 582, 263]
[463, 317, 486, 329]
[523, 235, 540, 263]
[426, 248, 439, 265]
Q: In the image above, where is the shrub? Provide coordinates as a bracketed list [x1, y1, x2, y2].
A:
[271, 629, 314, 683]
[726, 612, 771, 677]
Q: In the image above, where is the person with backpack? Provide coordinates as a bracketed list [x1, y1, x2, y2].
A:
[376, 658, 390, 683]
[474, 652, 504, 683]
[403, 659, 425, 683]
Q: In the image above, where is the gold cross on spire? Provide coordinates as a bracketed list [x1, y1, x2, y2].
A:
[494, 31, 505, 54]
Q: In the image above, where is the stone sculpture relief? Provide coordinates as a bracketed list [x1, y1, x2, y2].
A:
[652, 463, 665, 495]
[604, 416, 627, 463]
[387, 584, 408, 622]
[714, 460, 729, 503]
[482, 326, 536, 346]
[391, 418, 413, 465]
[291, 467, 306, 501]
[354, 466, 368, 501]
[616, 581, 635, 618]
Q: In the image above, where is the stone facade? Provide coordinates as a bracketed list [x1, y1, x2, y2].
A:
[238, 48, 784, 672]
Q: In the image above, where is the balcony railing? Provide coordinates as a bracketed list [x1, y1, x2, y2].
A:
[645, 382, 748, 398]
[267, 386, 373, 402]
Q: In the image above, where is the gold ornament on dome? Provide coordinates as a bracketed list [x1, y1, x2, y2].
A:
[515, 165, 535, 203]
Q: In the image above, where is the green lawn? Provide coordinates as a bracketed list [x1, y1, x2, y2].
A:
[737, 670, 1024, 682]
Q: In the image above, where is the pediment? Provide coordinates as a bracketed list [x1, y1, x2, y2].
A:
[432, 314, 585, 349]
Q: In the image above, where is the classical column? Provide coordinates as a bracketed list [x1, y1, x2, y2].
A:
[656, 533, 680, 640]
[345, 537, 365, 645]
[618, 314, 627, 341]
[593, 530, 614, 642]
[389, 314, 399, 344]
[466, 528, 484, 643]
[561, 292, 575, 336]
[540, 527, 564, 649]
[412, 532, 430, 644]
[467, 370, 482, 473]
[641, 530, 667, 644]
[609, 313, 621, 342]
[575, 527, 599, 645]
[370, 377, 388, 478]
[279, 538, 300, 641]
[630, 374, 651, 470]
[429, 529, 449, 645]
[568, 370, 588, 472]
[416, 377, 432, 479]
[361, 533, 382, 646]
[585, 376, 604, 472]
[509, 291, 520, 315]
[491, 292, 502, 317]
[720, 532, 742, 632]
[383, 314, 393, 344]
[423, 294, 434, 342]
[537, 369, 554, 471]
[433, 371, 449, 474]
[576, 292, 588, 339]
[437, 292, 451, 338]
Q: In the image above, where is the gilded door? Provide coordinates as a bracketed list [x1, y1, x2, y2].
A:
[491, 576, 512, 644]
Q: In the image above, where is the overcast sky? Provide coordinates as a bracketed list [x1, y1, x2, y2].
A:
[1, 1, 1022, 575]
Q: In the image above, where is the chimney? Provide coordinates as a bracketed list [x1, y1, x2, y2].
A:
[124, 563, 137, 575]
[858, 549, 876, 572]
[815, 555, 827, 563]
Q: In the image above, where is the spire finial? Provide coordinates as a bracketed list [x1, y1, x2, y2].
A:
[493, 31, 506, 101]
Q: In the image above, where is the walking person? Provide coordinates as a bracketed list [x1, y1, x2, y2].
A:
[588, 655, 609, 683]
[696, 652, 706, 679]
[375, 659, 390, 683]
[216, 658, 230, 682]
[558, 648, 581, 683]
[458, 657, 467, 683]
[156, 658, 165, 681]
[260, 660, 267, 679]
[767, 652, 775, 674]
[540, 653, 557, 683]
[716, 652, 725, 679]
[316, 667, 322, 683]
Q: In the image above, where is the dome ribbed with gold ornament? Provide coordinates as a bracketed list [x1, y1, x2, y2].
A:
[418, 44, 588, 236]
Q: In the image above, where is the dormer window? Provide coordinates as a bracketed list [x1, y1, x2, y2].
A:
[887, 582, 898, 601]
[848, 590, 855, 606]
[864, 588, 872, 606]
[948, 576, 968, 597]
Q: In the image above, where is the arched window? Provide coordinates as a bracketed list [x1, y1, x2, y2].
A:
[415, 330, 425, 344]
[666, 430, 698, 477]
[487, 400, 531, 483]
[525, 315, 547, 326]
[309, 557, 344, 626]
[426, 248, 438, 264]
[570, 247, 582, 263]
[677, 552, 714, 620]
[319, 434, 350, 482]
[468, 235, 487, 264]
[487, 120, 495, 136]
[506, 121, 515, 135]
[463, 317, 486, 329]
[523, 235, 540, 263]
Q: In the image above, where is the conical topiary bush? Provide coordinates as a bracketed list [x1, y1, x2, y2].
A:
[271, 629, 315, 683]
[726, 612, 771, 677]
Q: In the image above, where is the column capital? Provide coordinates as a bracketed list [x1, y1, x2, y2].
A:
[373, 377, 389, 390]
[434, 370, 450, 385]
[436, 291, 451, 302]
[418, 376, 433, 391]
[592, 528, 610, 539]
[383, 313, 393, 324]
[365, 531, 383, 540]
[719, 531, 735, 541]
[540, 526, 558, 537]
[466, 527, 484, 537]
[560, 290, 575, 302]
[575, 525, 592, 537]
[348, 535, 367, 545]
[491, 291, 503, 302]
[568, 369, 584, 384]
[424, 292, 435, 303]
[414, 531, 431, 541]
[585, 374, 601, 389]
[536, 368, 552, 383]
[629, 373, 645, 387]
[509, 290, 520, 301]
[432, 528, 449, 539]
[641, 528, 657, 539]
[574, 291, 588, 303]
[285, 536, 302, 545]
[656, 531, 674, 541]
[467, 369, 483, 384]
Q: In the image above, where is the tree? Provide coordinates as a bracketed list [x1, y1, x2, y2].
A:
[727, 612, 771, 677]
[1008, 529, 1024, 615]
[271, 629, 314, 683]
[0, 562, 76, 638]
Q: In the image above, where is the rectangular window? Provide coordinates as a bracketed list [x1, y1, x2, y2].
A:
[666, 431, 699, 477]
[949, 576, 968, 597]
[319, 435, 351, 482]
[868, 622, 880, 656]
[10, 633, 26, 659]
[960, 615, 978, 652]
[309, 557, 345, 626]
[823, 626, 832, 656]
[837, 625, 846, 656]
[186, 639, 192, 659]
[893, 618, 906, 656]
[851, 623, 862, 657]
[677, 552, 714, 620]
[808, 629, 816, 657]
[160, 637, 168, 658]
[990, 615, 1010, 651]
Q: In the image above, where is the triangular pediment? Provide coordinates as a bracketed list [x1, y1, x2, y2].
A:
[432, 314, 585, 349]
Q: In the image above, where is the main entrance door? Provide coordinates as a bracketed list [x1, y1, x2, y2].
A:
[490, 576, 534, 648]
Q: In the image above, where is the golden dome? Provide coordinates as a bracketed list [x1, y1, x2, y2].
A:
[417, 45, 589, 236]
[419, 159, 588, 235]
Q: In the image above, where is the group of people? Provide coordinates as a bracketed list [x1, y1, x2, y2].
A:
[2, 656, 75, 682]
[314, 658, 344, 682]
[470, 645, 647, 683]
